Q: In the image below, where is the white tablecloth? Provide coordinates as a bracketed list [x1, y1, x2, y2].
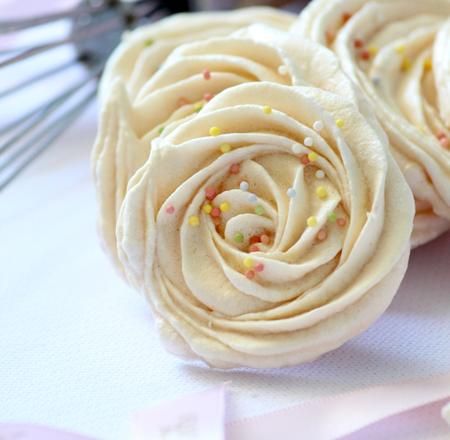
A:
[0, 8, 449, 439]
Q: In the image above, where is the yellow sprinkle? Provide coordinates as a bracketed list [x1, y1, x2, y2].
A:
[144, 38, 154, 47]
[209, 126, 221, 136]
[335, 118, 345, 128]
[307, 216, 317, 227]
[219, 143, 231, 154]
[316, 186, 328, 199]
[263, 105, 272, 115]
[243, 257, 254, 269]
[395, 44, 406, 54]
[188, 215, 200, 227]
[193, 102, 203, 112]
[219, 202, 230, 212]
[308, 152, 318, 162]
[368, 46, 378, 56]
[423, 57, 433, 71]
[401, 57, 411, 72]
[203, 204, 212, 214]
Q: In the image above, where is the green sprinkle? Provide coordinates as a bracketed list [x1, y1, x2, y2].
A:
[328, 211, 337, 223]
[255, 205, 265, 216]
[144, 38, 154, 47]
[234, 232, 244, 243]
[158, 126, 165, 134]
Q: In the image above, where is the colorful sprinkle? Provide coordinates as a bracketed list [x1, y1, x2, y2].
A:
[202, 204, 212, 214]
[165, 204, 175, 214]
[316, 228, 328, 241]
[219, 202, 230, 212]
[212, 216, 221, 227]
[254, 263, 265, 272]
[249, 244, 260, 253]
[205, 187, 217, 201]
[243, 257, 254, 269]
[423, 58, 433, 71]
[202, 68, 211, 80]
[278, 65, 288, 75]
[188, 215, 200, 227]
[158, 126, 165, 134]
[219, 143, 231, 154]
[327, 211, 337, 223]
[304, 137, 313, 147]
[300, 155, 310, 165]
[144, 38, 154, 47]
[211, 207, 221, 218]
[230, 163, 240, 174]
[315, 170, 325, 179]
[437, 131, 447, 140]
[440, 137, 450, 148]
[354, 38, 364, 48]
[255, 205, 265, 216]
[335, 118, 345, 128]
[193, 102, 203, 112]
[368, 46, 378, 56]
[401, 57, 411, 72]
[249, 235, 261, 244]
[260, 234, 270, 245]
[248, 193, 258, 203]
[308, 152, 318, 162]
[263, 105, 272, 115]
[245, 269, 255, 279]
[395, 44, 406, 54]
[337, 217, 347, 227]
[326, 30, 335, 45]
[292, 143, 302, 154]
[316, 186, 328, 199]
[234, 232, 244, 243]
[359, 50, 371, 61]
[209, 126, 221, 136]
[307, 216, 317, 227]
[240, 181, 249, 191]
[342, 12, 352, 23]
[286, 187, 297, 198]
[203, 92, 213, 101]
[313, 120, 324, 131]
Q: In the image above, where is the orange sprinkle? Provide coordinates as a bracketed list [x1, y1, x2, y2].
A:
[245, 269, 255, 279]
[342, 12, 352, 23]
[204, 92, 213, 101]
[359, 50, 371, 61]
[300, 155, 310, 165]
[177, 97, 190, 108]
[337, 217, 347, 227]
[317, 229, 328, 241]
[202, 68, 211, 80]
[325, 30, 335, 45]
[440, 137, 450, 149]
[354, 39, 364, 48]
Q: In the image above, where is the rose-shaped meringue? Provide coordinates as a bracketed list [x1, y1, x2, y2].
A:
[92, 8, 295, 267]
[294, 0, 450, 246]
[116, 82, 414, 368]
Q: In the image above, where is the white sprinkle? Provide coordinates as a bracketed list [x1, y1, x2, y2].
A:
[292, 143, 302, 154]
[278, 65, 288, 75]
[315, 170, 325, 179]
[304, 137, 313, 147]
[240, 181, 249, 191]
[248, 193, 258, 203]
[313, 120, 324, 131]
[286, 187, 297, 198]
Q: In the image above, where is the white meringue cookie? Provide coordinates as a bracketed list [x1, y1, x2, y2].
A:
[293, 0, 450, 247]
[117, 82, 414, 368]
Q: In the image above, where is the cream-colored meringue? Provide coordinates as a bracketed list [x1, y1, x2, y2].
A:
[293, 0, 450, 247]
[117, 82, 414, 368]
[92, 8, 295, 268]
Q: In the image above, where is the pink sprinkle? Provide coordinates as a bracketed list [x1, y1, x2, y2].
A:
[205, 187, 217, 201]
[203, 68, 211, 80]
[337, 217, 347, 227]
[300, 155, 310, 165]
[203, 93, 213, 101]
[230, 163, 240, 174]
[211, 207, 221, 218]
[439, 137, 449, 149]
[254, 263, 265, 272]
[249, 244, 260, 253]
[245, 269, 255, 279]
[260, 234, 270, 245]
[165, 204, 175, 214]
[316, 229, 327, 241]
[436, 131, 446, 140]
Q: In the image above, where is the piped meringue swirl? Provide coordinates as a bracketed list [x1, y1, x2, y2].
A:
[294, 0, 450, 246]
[117, 82, 414, 368]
